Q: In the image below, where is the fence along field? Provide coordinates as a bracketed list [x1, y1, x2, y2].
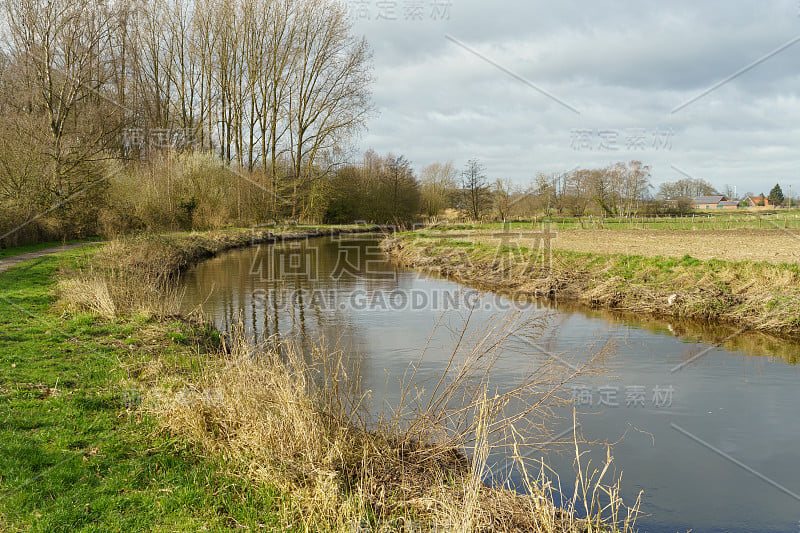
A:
[435, 212, 800, 232]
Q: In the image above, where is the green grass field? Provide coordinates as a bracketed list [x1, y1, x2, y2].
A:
[433, 211, 800, 232]
[0, 249, 288, 532]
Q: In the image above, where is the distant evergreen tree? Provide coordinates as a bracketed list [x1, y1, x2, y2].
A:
[769, 184, 784, 206]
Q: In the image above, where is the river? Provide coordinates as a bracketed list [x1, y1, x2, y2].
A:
[180, 233, 800, 533]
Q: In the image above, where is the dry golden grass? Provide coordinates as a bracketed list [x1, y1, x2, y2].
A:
[58, 276, 118, 318]
[57, 265, 184, 320]
[129, 300, 637, 532]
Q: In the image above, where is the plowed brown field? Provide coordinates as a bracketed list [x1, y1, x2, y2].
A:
[550, 229, 800, 263]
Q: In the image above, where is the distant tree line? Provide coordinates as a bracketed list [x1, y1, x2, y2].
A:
[410, 161, 795, 222]
[408, 160, 658, 221]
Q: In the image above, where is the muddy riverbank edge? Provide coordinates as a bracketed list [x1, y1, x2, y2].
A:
[380, 232, 800, 338]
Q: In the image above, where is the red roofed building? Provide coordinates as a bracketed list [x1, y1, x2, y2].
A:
[747, 195, 771, 207]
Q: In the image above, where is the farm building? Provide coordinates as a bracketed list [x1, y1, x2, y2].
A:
[747, 196, 771, 207]
[692, 196, 738, 210]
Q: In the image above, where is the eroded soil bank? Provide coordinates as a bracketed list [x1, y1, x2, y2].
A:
[381, 232, 800, 337]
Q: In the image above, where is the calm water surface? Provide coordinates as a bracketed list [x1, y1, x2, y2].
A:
[180, 234, 800, 533]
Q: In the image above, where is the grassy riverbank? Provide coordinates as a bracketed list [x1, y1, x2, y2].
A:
[2, 227, 640, 532]
[0, 245, 287, 531]
[382, 230, 800, 337]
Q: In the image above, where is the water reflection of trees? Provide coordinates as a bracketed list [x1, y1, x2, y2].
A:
[552, 302, 800, 364]
[181, 236, 409, 401]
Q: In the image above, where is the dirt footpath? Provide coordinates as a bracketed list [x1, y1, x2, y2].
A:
[0, 242, 98, 275]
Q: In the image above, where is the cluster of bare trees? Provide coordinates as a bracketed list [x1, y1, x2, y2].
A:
[416, 160, 656, 221]
[0, 0, 372, 242]
[418, 161, 457, 218]
[0, 0, 124, 238]
[530, 161, 653, 217]
[325, 150, 420, 224]
[656, 178, 716, 202]
[653, 177, 717, 213]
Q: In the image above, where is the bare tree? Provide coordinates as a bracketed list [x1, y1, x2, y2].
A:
[287, 0, 373, 218]
[566, 169, 592, 216]
[384, 154, 419, 223]
[137, 0, 176, 129]
[619, 160, 651, 216]
[657, 177, 716, 200]
[258, 0, 295, 214]
[4, 0, 121, 205]
[461, 158, 490, 221]
[532, 173, 556, 215]
[722, 184, 737, 200]
[493, 178, 515, 221]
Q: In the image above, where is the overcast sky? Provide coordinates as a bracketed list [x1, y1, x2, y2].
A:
[348, 0, 800, 197]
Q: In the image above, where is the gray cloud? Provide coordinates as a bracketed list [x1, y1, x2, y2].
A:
[350, 0, 800, 194]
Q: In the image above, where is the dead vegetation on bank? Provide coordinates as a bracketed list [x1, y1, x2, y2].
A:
[57, 226, 372, 319]
[152, 322, 635, 532]
[381, 233, 800, 337]
[55, 231, 641, 532]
